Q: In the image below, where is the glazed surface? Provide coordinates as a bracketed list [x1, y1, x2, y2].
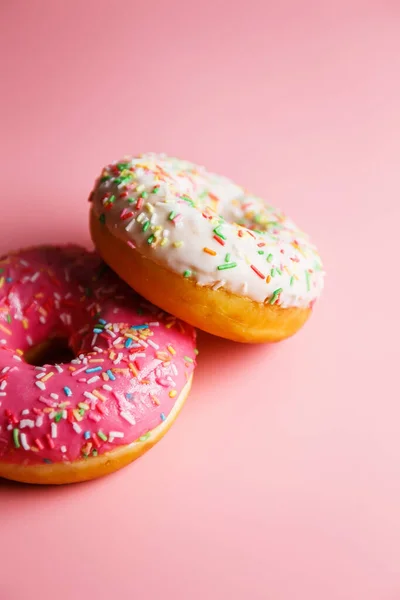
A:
[90, 153, 324, 308]
[0, 247, 196, 465]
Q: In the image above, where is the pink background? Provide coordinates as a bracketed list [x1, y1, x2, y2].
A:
[1, 1, 399, 598]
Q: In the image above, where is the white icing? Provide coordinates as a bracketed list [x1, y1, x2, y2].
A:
[90, 153, 324, 308]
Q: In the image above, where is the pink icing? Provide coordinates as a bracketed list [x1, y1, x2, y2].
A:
[0, 247, 197, 465]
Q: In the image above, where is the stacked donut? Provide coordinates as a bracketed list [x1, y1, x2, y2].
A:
[0, 153, 324, 484]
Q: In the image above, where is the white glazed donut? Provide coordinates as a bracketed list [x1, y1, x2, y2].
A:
[89, 153, 325, 343]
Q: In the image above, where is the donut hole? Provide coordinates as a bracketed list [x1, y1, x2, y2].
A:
[24, 337, 75, 367]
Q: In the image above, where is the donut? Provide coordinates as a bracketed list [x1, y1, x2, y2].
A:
[0, 246, 196, 485]
[89, 153, 325, 343]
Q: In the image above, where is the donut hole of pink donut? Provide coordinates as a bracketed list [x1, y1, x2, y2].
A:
[24, 337, 75, 367]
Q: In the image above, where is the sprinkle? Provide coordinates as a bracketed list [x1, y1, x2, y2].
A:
[87, 376, 100, 384]
[20, 433, 30, 451]
[225, 253, 231, 263]
[173, 241, 184, 248]
[184, 356, 194, 363]
[41, 371, 54, 383]
[131, 324, 148, 330]
[92, 390, 107, 402]
[121, 211, 134, 221]
[305, 270, 311, 291]
[35, 438, 44, 450]
[97, 430, 107, 442]
[290, 275, 295, 286]
[128, 362, 139, 377]
[213, 226, 226, 240]
[168, 211, 177, 220]
[106, 369, 116, 381]
[160, 413, 166, 421]
[0, 324, 12, 335]
[217, 262, 237, 270]
[13, 428, 20, 448]
[213, 235, 225, 246]
[172, 214, 183, 225]
[72, 423, 82, 434]
[267, 253, 274, 263]
[169, 390, 177, 398]
[96, 403, 106, 415]
[135, 196, 144, 210]
[102, 384, 112, 392]
[113, 352, 123, 364]
[38, 396, 55, 407]
[147, 339, 159, 350]
[81, 442, 92, 456]
[142, 221, 150, 232]
[72, 409, 83, 422]
[183, 270, 191, 278]
[203, 247, 216, 256]
[63, 386, 72, 397]
[35, 381, 46, 391]
[83, 391, 97, 402]
[151, 394, 160, 406]
[167, 345, 176, 355]
[251, 265, 265, 279]
[51, 423, 58, 438]
[33, 415, 44, 429]
[269, 288, 283, 305]
[85, 366, 102, 373]
[84, 431, 91, 440]
[109, 431, 124, 440]
[147, 234, 155, 244]
[20, 419, 34, 429]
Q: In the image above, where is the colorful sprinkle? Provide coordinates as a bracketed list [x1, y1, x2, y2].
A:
[250, 265, 265, 279]
[269, 288, 283, 305]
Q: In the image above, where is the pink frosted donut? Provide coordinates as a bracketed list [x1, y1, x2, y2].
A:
[0, 246, 196, 484]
